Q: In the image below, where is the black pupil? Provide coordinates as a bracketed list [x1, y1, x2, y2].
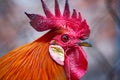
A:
[61, 34, 69, 42]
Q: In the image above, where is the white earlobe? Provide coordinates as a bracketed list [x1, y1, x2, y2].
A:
[49, 45, 65, 65]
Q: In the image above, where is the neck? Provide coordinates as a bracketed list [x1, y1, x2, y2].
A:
[0, 29, 67, 80]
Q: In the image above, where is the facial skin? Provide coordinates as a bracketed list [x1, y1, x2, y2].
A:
[51, 33, 79, 48]
[49, 28, 91, 66]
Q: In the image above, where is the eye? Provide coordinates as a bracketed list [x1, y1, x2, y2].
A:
[61, 34, 69, 42]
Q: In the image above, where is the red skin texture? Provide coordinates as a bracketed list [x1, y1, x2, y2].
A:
[64, 47, 87, 80]
[51, 31, 88, 80]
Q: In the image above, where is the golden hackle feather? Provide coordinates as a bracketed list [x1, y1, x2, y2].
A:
[0, 29, 67, 80]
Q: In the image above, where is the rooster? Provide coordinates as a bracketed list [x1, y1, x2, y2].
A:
[0, 0, 91, 80]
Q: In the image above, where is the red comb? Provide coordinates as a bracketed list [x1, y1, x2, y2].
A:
[25, 0, 90, 39]
[55, 0, 61, 17]
[63, 0, 70, 18]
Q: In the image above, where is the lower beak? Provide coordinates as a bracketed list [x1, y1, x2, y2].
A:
[77, 41, 92, 47]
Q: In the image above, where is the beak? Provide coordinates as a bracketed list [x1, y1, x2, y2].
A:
[77, 40, 92, 47]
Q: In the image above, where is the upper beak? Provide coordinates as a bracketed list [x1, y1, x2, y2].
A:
[77, 40, 92, 47]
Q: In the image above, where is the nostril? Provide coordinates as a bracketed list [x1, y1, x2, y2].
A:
[79, 36, 89, 40]
[79, 37, 85, 40]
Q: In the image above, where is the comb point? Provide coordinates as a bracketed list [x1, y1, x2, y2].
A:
[25, 12, 36, 20]
[78, 12, 82, 21]
[72, 9, 77, 18]
[55, 0, 61, 17]
[41, 0, 54, 18]
[63, 0, 70, 18]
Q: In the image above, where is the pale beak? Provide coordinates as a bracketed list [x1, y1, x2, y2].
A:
[77, 40, 92, 47]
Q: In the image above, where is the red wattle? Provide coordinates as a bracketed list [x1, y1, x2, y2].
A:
[64, 47, 88, 80]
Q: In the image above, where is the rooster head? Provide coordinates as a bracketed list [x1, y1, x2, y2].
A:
[25, 0, 91, 80]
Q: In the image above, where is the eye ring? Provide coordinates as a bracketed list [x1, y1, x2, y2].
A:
[61, 34, 69, 42]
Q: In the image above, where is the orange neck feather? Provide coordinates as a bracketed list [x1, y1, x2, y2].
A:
[0, 30, 67, 80]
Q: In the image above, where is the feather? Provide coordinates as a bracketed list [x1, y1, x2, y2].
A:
[0, 30, 67, 80]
